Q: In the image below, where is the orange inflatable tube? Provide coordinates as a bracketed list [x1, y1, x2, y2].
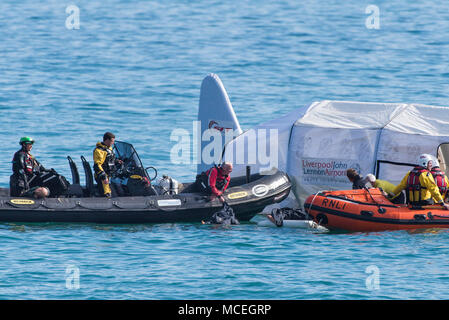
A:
[304, 188, 449, 232]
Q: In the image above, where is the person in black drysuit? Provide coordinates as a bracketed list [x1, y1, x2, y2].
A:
[346, 168, 370, 190]
[203, 202, 239, 225]
[10, 137, 51, 197]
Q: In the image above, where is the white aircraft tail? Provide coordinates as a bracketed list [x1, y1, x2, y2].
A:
[197, 74, 242, 174]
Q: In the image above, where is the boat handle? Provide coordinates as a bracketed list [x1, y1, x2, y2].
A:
[360, 210, 374, 217]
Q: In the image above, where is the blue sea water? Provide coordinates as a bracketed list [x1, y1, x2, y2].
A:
[1, 0, 449, 299]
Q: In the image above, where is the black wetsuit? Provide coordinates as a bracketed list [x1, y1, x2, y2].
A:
[10, 149, 48, 196]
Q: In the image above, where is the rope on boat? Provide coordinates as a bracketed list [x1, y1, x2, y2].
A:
[307, 190, 326, 223]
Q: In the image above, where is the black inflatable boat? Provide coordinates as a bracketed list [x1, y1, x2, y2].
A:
[0, 141, 291, 224]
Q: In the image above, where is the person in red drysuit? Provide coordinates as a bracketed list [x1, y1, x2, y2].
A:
[196, 162, 233, 202]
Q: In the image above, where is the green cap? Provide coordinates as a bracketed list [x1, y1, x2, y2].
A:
[19, 137, 35, 145]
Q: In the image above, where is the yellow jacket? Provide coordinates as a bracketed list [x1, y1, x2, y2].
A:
[93, 142, 115, 178]
[392, 169, 443, 204]
[374, 179, 398, 198]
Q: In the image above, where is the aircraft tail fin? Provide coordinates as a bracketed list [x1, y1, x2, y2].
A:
[196, 74, 242, 174]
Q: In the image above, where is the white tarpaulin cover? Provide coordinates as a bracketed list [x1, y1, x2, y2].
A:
[375, 104, 449, 185]
[224, 100, 449, 208]
[224, 105, 309, 177]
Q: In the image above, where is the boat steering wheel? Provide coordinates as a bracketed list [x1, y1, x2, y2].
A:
[114, 158, 136, 179]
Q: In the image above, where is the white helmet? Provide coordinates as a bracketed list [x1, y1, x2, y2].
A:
[365, 173, 376, 183]
[429, 155, 440, 168]
[417, 154, 434, 168]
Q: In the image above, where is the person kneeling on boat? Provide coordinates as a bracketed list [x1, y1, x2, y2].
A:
[10, 137, 52, 197]
[391, 154, 449, 209]
[195, 162, 232, 203]
[93, 132, 123, 198]
[346, 168, 370, 189]
[365, 174, 405, 204]
[429, 156, 449, 203]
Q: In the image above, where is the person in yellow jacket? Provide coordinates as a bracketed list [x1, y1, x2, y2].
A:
[365, 174, 405, 204]
[391, 154, 449, 209]
[429, 155, 449, 203]
[93, 132, 122, 197]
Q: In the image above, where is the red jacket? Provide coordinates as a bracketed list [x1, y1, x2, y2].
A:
[207, 166, 231, 196]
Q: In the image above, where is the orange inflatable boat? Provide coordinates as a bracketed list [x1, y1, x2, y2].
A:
[304, 188, 449, 232]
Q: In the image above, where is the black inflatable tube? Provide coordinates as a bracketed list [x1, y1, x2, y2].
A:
[0, 170, 291, 224]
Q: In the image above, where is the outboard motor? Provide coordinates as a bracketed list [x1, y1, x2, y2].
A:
[159, 175, 179, 195]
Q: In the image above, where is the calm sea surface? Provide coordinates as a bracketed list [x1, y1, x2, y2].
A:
[1, 0, 449, 299]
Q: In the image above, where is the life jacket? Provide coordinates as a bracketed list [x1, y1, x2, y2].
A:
[206, 165, 229, 191]
[24, 154, 34, 174]
[196, 165, 229, 193]
[12, 150, 36, 176]
[406, 167, 429, 203]
[431, 167, 448, 197]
